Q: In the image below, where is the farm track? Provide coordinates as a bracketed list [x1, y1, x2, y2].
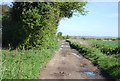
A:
[39, 40, 109, 79]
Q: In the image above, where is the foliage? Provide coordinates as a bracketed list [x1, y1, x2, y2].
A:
[2, 2, 87, 49]
[66, 35, 71, 39]
[66, 40, 120, 81]
[57, 32, 63, 40]
[62, 35, 71, 39]
[1, 48, 55, 79]
[1, 5, 10, 16]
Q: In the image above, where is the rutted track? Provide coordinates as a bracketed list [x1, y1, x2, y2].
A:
[39, 40, 108, 79]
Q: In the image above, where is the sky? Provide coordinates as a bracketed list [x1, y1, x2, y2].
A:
[58, 2, 119, 37]
[1, 0, 119, 37]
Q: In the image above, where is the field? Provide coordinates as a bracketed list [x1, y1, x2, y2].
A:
[67, 38, 120, 81]
[88, 40, 120, 56]
[89, 40, 119, 47]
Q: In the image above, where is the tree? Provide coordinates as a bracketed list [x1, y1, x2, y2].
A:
[66, 35, 71, 39]
[57, 32, 63, 40]
[2, 1, 87, 49]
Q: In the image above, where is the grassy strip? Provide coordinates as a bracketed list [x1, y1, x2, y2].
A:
[1, 48, 56, 79]
[66, 40, 120, 81]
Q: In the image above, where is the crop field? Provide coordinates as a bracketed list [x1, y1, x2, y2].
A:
[88, 40, 119, 47]
[88, 40, 120, 56]
[67, 39, 120, 81]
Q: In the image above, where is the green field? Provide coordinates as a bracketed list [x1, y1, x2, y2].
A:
[88, 40, 119, 47]
[87, 40, 120, 56]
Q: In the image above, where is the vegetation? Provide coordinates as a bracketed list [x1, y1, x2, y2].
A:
[65, 35, 71, 39]
[1, 49, 55, 79]
[2, 1, 87, 79]
[66, 40, 120, 81]
[62, 35, 71, 40]
[70, 36, 119, 41]
[89, 40, 120, 55]
[1, 1, 119, 80]
[57, 32, 63, 40]
[89, 40, 119, 47]
[2, 2, 87, 49]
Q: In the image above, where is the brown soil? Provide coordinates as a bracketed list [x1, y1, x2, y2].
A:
[39, 40, 107, 79]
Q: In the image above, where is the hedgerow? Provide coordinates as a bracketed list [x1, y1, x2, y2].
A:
[2, 2, 87, 49]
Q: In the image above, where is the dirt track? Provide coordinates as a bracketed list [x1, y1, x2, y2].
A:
[39, 40, 107, 79]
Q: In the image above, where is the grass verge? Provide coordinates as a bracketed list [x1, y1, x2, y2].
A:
[66, 40, 120, 81]
[1, 48, 56, 79]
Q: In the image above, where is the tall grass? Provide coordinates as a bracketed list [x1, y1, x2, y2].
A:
[1, 48, 56, 79]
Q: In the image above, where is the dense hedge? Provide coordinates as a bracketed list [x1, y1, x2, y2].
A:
[66, 40, 120, 81]
[2, 2, 87, 49]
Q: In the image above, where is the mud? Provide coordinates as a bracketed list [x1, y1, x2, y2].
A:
[39, 40, 108, 79]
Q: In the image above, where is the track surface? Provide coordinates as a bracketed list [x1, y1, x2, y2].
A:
[39, 40, 107, 79]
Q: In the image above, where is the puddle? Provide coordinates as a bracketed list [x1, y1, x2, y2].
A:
[60, 48, 63, 50]
[72, 53, 83, 59]
[61, 45, 70, 48]
[80, 72, 96, 76]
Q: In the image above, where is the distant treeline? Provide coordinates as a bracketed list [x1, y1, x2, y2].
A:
[59, 35, 119, 41]
[70, 36, 120, 41]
